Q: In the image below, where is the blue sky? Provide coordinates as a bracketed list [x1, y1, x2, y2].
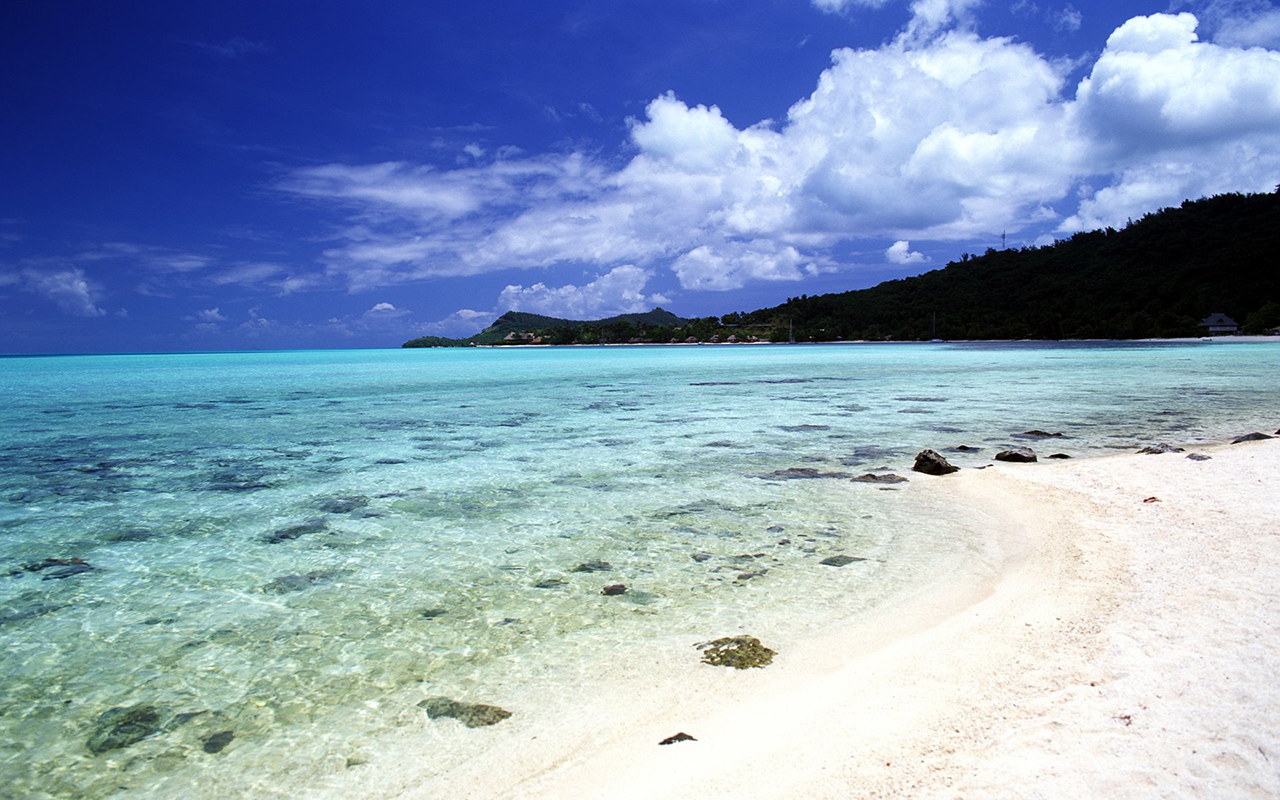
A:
[3, 0, 1279, 353]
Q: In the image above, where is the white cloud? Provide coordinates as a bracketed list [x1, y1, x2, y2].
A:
[671, 242, 810, 291]
[369, 302, 396, 313]
[497, 265, 664, 319]
[280, 11, 1280, 295]
[886, 240, 930, 264]
[1217, 8, 1280, 45]
[21, 269, 106, 317]
[1063, 12, 1280, 228]
[194, 307, 227, 322]
[629, 93, 741, 172]
[419, 308, 494, 337]
[1055, 4, 1083, 32]
[811, 0, 902, 13]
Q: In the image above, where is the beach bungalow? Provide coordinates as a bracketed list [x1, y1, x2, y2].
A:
[1198, 313, 1238, 335]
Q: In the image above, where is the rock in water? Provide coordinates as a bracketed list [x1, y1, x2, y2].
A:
[851, 473, 908, 484]
[1137, 443, 1184, 454]
[600, 584, 628, 596]
[570, 560, 612, 573]
[994, 447, 1037, 463]
[86, 705, 164, 754]
[757, 467, 851, 480]
[316, 495, 370, 513]
[1232, 432, 1274, 444]
[418, 697, 512, 728]
[697, 636, 776, 669]
[1047, 453, 1072, 459]
[912, 450, 958, 475]
[819, 555, 866, 567]
[263, 517, 328, 544]
[202, 730, 234, 754]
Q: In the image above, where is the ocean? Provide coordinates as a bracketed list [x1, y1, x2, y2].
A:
[2, 341, 1277, 798]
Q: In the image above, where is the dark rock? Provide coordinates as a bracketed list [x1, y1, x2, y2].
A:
[912, 450, 959, 476]
[42, 563, 95, 580]
[1047, 453, 1072, 459]
[23, 557, 90, 574]
[261, 571, 333, 594]
[994, 447, 1037, 463]
[660, 732, 697, 745]
[691, 553, 713, 562]
[601, 584, 628, 596]
[765, 525, 785, 533]
[1137, 443, 1185, 454]
[86, 704, 164, 754]
[1232, 432, 1274, 444]
[317, 495, 370, 513]
[820, 555, 867, 567]
[418, 696, 511, 728]
[757, 467, 852, 480]
[202, 730, 234, 754]
[851, 473, 908, 484]
[418, 608, 447, 619]
[1016, 430, 1064, 438]
[104, 529, 160, 543]
[736, 572, 766, 580]
[951, 445, 982, 452]
[1186, 453, 1212, 461]
[532, 578, 567, 589]
[778, 424, 831, 432]
[0, 602, 65, 627]
[697, 636, 776, 669]
[263, 517, 328, 544]
[571, 560, 613, 573]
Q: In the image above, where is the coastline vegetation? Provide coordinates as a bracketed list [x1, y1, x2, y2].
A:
[404, 189, 1280, 347]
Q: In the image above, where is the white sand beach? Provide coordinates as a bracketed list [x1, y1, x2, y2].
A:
[337, 436, 1280, 799]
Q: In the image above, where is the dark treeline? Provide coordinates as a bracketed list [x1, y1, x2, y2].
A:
[744, 189, 1280, 342]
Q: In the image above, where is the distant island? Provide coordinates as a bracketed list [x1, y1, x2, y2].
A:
[404, 189, 1280, 347]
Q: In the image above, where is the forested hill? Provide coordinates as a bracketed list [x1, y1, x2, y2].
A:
[403, 308, 690, 347]
[743, 190, 1280, 341]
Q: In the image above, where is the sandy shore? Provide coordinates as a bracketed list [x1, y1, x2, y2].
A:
[335, 436, 1279, 799]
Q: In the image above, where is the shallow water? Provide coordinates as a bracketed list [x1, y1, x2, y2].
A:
[1, 341, 1277, 797]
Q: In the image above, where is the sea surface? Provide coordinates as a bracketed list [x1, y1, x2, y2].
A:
[2, 341, 1278, 798]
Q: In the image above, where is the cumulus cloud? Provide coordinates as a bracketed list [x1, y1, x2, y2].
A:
[280, 11, 1280, 295]
[193, 308, 227, 322]
[671, 242, 812, 291]
[886, 240, 930, 264]
[1064, 12, 1280, 228]
[496, 265, 668, 319]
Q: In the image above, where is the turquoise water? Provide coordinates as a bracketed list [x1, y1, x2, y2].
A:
[2, 341, 1278, 797]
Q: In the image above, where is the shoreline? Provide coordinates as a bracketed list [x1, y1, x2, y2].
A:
[333, 435, 1279, 798]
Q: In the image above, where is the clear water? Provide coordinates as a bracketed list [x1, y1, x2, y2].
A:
[2, 341, 1277, 798]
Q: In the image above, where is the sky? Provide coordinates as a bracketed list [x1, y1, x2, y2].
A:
[2, 0, 1279, 353]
